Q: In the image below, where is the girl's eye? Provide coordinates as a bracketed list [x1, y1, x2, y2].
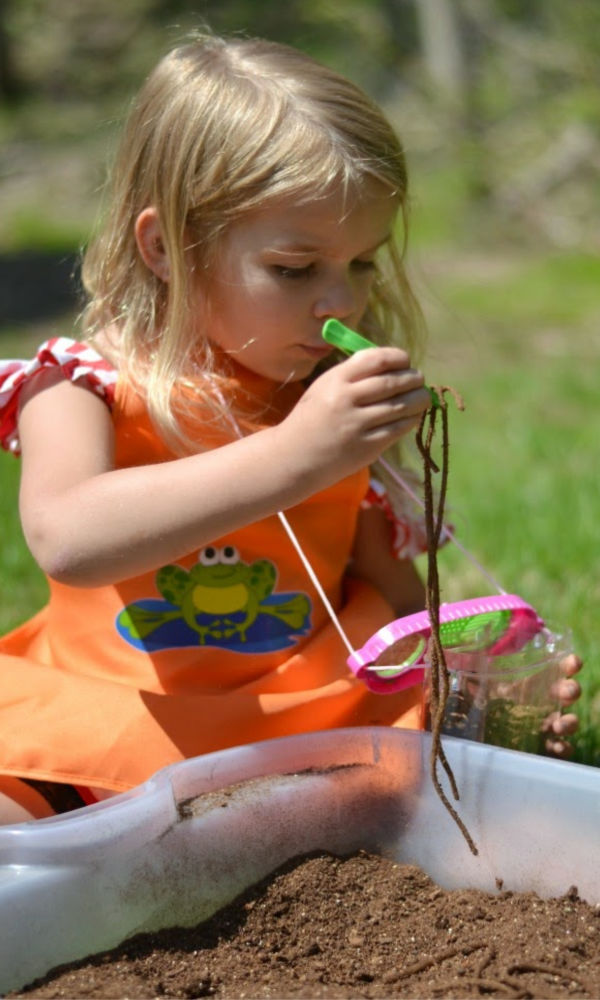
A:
[273, 264, 315, 280]
[271, 260, 375, 280]
[351, 259, 376, 273]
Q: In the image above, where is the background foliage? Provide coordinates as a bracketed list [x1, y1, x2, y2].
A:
[0, 0, 598, 762]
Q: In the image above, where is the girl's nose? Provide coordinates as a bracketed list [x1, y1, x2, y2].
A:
[313, 276, 357, 321]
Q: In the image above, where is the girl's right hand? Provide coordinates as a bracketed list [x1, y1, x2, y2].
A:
[277, 347, 430, 489]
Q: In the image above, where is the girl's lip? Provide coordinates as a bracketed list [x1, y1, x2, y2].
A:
[299, 343, 334, 358]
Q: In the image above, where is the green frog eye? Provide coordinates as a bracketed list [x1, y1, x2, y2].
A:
[199, 546, 219, 566]
[219, 545, 239, 565]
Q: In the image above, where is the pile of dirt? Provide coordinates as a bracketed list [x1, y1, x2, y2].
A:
[13, 850, 600, 999]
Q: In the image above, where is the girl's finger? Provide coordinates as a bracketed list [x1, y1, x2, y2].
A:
[550, 711, 579, 736]
[362, 388, 431, 426]
[559, 653, 583, 678]
[555, 678, 581, 706]
[343, 346, 412, 376]
[361, 413, 425, 445]
[351, 372, 426, 406]
[544, 737, 574, 759]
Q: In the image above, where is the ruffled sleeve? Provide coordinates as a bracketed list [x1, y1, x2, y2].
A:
[0, 337, 118, 455]
[362, 472, 448, 560]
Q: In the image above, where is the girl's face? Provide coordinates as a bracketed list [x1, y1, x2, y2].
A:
[198, 184, 398, 384]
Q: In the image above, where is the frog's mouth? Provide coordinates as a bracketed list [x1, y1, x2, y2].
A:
[210, 566, 237, 579]
[192, 583, 248, 615]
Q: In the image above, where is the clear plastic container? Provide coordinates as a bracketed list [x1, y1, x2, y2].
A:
[0, 727, 598, 996]
[423, 625, 572, 753]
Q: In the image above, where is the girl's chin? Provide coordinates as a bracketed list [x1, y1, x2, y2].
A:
[221, 354, 312, 386]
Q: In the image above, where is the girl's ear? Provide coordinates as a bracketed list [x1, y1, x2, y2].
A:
[135, 207, 170, 282]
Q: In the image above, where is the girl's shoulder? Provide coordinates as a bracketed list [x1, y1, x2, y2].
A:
[0, 337, 118, 455]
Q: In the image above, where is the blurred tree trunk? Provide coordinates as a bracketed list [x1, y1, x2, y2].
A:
[412, 0, 492, 200]
[413, 0, 466, 107]
[0, 0, 22, 101]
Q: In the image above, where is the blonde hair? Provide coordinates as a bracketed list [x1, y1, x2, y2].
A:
[82, 32, 425, 452]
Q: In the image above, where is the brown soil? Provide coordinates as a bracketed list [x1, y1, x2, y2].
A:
[12, 851, 600, 999]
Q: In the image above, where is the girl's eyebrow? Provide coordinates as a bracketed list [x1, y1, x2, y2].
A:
[360, 233, 393, 254]
[265, 233, 392, 256]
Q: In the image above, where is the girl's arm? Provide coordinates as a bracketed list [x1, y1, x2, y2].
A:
[348, 504, 425, 618]
[17, 347, 431, 587]
[17, 370, 319, 586]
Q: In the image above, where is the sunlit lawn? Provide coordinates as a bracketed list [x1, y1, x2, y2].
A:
[415, 246, 600, 764]
[0, 450, 48, 632]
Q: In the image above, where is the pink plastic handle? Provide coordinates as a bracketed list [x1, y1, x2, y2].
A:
[347, 594, 544, 694]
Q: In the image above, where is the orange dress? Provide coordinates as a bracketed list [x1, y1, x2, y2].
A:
[0, 340, 423, 794]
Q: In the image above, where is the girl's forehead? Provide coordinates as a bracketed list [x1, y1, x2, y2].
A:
[224, 185, 398, 251]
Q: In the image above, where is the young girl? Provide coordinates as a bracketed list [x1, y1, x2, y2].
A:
[0, 33, 580, 823]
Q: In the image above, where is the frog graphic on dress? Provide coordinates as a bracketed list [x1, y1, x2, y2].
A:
[116, 545, 312, 653]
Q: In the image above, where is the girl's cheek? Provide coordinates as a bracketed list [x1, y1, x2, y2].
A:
[356, 285, 375, 318]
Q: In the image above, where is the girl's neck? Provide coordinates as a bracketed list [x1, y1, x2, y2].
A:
[212, 350, 304, 428]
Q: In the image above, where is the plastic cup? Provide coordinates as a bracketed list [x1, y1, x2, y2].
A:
[422, 625, 573, 754]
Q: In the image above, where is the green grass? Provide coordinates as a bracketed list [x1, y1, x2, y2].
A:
[423, 362, 598, 758]
[413, 247, 600, 765]
[441, 252, 600, 331]
[0, 450, 48, 633]
[3, 209, 87, 254]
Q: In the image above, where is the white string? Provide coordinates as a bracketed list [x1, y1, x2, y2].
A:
[213, 388, 357, 655]
[276, 511, 356, 655]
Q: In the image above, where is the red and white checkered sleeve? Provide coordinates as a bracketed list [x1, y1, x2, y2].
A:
[0, 337, 118, 455]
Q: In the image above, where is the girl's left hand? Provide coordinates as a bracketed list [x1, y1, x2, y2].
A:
[543, 653, 583, 758]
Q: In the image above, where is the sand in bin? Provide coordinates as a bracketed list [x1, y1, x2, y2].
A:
[11, 850, 600, 999]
